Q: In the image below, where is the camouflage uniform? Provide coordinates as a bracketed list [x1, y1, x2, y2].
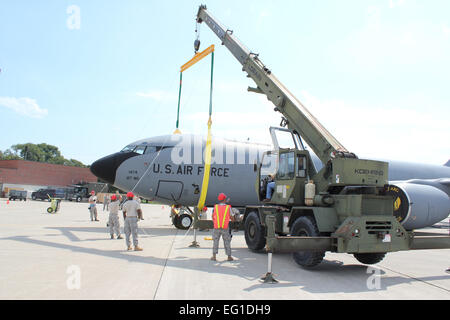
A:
[212, 203, 234, 257]
[88, 195, 98, 221]
[213, 228, 232, 256]
[122, 199, 141, 248]
[124, 217, 138, 247]
[108, 200, 121, 238]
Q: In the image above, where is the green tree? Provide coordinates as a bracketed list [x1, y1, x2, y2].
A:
[11, 143, 44, 162]
[1, 148, 21, 160]
[1, 143, 86, 167]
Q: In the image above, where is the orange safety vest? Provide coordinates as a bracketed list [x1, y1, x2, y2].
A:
[212, 204, 231, 229]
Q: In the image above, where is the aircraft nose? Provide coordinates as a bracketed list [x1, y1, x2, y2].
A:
[90, 152, 138, 185]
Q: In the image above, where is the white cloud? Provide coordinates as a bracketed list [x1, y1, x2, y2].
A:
[0, 97, 48, 118]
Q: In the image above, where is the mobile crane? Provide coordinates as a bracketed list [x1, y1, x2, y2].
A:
[194, 5, 450, 274]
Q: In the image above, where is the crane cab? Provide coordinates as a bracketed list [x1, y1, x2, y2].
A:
[257, 127, 317, 206]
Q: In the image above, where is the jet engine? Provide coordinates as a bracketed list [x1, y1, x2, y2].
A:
[387, 182, 450, 230]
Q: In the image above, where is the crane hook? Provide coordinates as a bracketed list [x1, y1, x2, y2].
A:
[194, 21, 201, 53]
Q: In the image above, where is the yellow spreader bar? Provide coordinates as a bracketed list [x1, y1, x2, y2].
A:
[180, 45, 215, 72]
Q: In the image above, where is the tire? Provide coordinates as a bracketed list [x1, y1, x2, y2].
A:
[290, 216, 325, 268]
[244, 211, 266, 252]
[353, 253, 386, 265]
[32, 196, 36, 200]
[76, 196, 82, 202]
[47, 207, 53, 214]
[178, 214, 193, 230]
[172, 215, 180, 228]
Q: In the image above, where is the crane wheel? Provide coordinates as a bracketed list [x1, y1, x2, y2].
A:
[353, 253, 386, 265]
[290, 216, 325, 268]
[244, 211, 266, 252]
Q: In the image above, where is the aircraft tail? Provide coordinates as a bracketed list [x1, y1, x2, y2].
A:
[445, 160, 450, 167]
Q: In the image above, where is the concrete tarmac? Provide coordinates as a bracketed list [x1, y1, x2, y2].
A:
[0, 200, 449, 300]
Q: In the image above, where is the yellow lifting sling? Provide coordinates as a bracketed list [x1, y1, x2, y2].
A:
[177, 45, 215, 211]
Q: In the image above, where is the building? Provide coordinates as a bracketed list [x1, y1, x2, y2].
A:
[0, 160, 97, 197]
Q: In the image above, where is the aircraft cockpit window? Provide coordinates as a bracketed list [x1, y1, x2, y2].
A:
[121, 145, 136, 153]
[145, 146, 157, 154]
[134, 146, 147, 155]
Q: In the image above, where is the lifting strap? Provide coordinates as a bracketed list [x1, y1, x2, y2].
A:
[177, 45, 215, 211]
[175, 44, 215, 134]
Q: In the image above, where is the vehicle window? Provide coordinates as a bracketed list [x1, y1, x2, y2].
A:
[297, 155, 306, 178]
[273, 130, 297, 149]
[260, 152, 278, 177]
[278, 152, 295, 180]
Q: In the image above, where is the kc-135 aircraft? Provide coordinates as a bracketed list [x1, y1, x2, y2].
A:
[90, 132, 450, 231]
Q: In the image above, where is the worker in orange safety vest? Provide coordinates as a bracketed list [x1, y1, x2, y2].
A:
[211, 193, 235, 261]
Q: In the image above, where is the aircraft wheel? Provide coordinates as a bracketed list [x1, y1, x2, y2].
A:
[290, 216, 325, 268]
[353, 253, 386, 265]
[172, 215, 180, 228]
[178, 214, 193, 230]
[47, 207, 53, 214]
[244, 211, 266, 252]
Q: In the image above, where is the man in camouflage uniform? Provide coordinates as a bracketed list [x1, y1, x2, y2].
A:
[108, 194, 122, 239]
[211, 193, 235, 261]
[88, 190, 99, 222]
[122, 191, 143, 251]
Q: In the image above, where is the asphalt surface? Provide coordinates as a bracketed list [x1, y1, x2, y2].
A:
[0, 199, 449, 300]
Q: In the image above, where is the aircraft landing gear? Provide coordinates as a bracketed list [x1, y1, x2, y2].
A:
[171, 206, 194, 230]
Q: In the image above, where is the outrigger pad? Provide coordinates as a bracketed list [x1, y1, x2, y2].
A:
[260, 272, 278, 284]
[189, 241, 200, 248]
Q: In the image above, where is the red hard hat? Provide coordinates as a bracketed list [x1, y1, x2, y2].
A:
[111, 195, 116, 201]
[218, 193, 226, 201]
[127, 191, 134, 198]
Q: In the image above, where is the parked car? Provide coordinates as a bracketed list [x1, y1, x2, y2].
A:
[9, 190, 27, 201]
[31, 188, 66, 201]
[32, 189, 54, 201]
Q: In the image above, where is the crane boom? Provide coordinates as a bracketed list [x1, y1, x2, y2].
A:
[196, 5, 352, 164]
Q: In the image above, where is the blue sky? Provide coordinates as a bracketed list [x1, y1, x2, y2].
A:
[0, 0, 449, 165]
